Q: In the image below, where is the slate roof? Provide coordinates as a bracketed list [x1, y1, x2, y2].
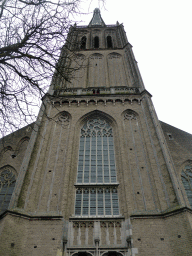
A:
[160, 121, 192, 153]
[88, 8, 106, 27]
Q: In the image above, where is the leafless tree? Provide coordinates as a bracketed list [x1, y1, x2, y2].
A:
[0, 0, 93, 137]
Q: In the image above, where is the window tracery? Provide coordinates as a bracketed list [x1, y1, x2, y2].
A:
[75, 187, 119, 216]
[181, 165, 192, 208]
[124, 111, 137, 121]
[57, 112, 70, 127]
[75, 117, 120, 217]
[77, 118, 116, 184]
[0, 166, 16, 214]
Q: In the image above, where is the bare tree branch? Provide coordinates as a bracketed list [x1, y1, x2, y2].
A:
[0, 0, 89, 137]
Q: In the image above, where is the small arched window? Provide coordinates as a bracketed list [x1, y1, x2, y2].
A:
[94, 36, 99, 48]
[181, 165, 192, 208]
[0, 166, 16, 214]
[107, 36, 113, 48]
[80, 36, 86, 50]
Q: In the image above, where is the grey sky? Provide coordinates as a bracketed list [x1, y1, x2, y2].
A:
[77, 0, 192, 134]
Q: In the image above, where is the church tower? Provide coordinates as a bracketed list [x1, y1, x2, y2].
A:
[0, 8, 192, 256]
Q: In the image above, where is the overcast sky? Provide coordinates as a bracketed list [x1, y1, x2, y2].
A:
[76, 0, 192, 134]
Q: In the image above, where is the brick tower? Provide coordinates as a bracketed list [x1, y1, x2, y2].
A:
[0, 8, 192, 256]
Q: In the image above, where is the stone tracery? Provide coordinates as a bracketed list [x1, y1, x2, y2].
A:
[75, 116, 119, 217]
[0, 166, 17, 214]
[181, 165, 192, 208]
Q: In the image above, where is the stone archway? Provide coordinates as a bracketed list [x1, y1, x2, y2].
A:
[102, 251, 124, 256]
[72, 252, 93, 256]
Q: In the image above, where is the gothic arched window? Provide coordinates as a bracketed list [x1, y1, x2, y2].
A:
[0, 166, 16, 214]
[94, 36, 99, 48]
[75, 117, 119, 217]
[181, 165, 192, 208]
[107, 36, 113, 48]
[80, 36, 86, 50]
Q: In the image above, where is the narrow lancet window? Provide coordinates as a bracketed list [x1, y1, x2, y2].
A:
[80, 36, 86, 50]
[94, 36, 99, 48]
[75, 117, 120, 217]
[107, 36, 113, 48]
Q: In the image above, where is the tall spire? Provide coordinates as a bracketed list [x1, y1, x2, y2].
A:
[88, 8, 105, 27]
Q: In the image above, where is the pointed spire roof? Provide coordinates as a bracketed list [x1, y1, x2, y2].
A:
[88, 8, 105, 27]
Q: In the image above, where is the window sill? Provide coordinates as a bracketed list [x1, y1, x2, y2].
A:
[74, 183, 119, 187]
[69, 215, 124, 220]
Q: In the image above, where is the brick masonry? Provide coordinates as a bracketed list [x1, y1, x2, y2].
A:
[0, 9, 192, 256]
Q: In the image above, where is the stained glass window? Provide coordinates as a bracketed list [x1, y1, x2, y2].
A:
[75, 117, 120, 217]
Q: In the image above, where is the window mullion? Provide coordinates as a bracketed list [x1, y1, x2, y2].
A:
[110, 187, 113, 216]
[83, 137, 86, 183]
[88, 188, 90, 217]
[103, 188, 106, 216]
[117, 188, 120, 216]
[96, 132, 97, 184]
[102, 133, 104, 184]
[1, 187, 7, 211]
[81, 189, 83, 216]
[75, 118, 120, 217]
[96, 188, 98, 216]
[107, 135, 111, 184]
[89, 136, 92, 184]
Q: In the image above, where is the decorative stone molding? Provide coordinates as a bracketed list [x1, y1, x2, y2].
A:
[90, 53, 103, 59]
[94, 238, 100, 244]
[75, 185, 119, 191]
[51, 96, 143, 108]
[108, 52, 121, 59]
[0, 166, 17, 214]
[126, 235, 132, 248]
[124, 112, 137, 121]
[0, 166, 16, 189]
[57, 112, 70, 127]
[72, 221, 94, 228]
[53, 86, 140, 96]
[100, 221, 121, 228]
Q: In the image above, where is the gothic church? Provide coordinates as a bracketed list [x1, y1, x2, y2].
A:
[0, 8, 192, 256]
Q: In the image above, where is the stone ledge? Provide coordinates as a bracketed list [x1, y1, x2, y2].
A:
[130, 206, 192, 219]
[0, 209, 63, 221]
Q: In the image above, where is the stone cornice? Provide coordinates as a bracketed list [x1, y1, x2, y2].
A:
[43, 89, 151, 108]
[140, 89, 152, 97]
